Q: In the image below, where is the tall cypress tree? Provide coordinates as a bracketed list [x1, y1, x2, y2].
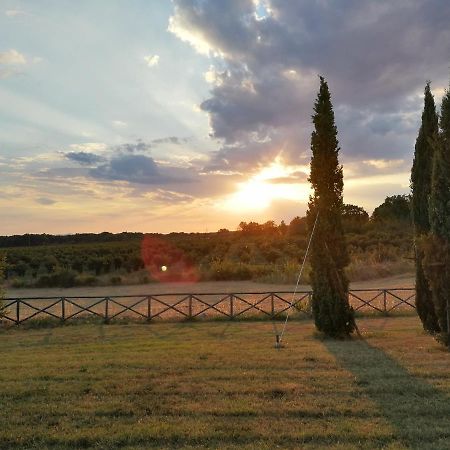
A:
[307, 76, 355, 337]
[423, 87, 450, 344]
[411, 82, 440, 333]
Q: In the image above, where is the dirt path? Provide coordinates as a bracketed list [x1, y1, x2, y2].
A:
[6, 272, 414, 298]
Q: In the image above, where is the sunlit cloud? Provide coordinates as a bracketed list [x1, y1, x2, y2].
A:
[363, 159, 405, 170]
[144, 54, 159, 67]
[0, 49, 26, 65]
[168, 12, 212, 55]
[112, 120, 127, 127]
[69, 143, 108, 153]
[5, 9, 26, 17]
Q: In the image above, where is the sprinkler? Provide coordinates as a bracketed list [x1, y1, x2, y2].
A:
[274, 334, 285, 349]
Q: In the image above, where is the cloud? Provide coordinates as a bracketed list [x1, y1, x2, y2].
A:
[35, 197, 56, 205]
[112, 120, 127, 127]
[148, 189, 196, 204]
[169, 0, 450, 172]
[0, 49, 26, 65]
[0, 49, 27, 78]
[151, 136, 188, 145]
[69, 142, 107, 153]
[144, 54, 160, 67]
[114, 140, 153, 153]
[89, 154, 194, 185]
[65, 151, 106, 165]
[5, 9, 25, 17]
[113, 137, 188, 153]
[34, 167, 89, 177]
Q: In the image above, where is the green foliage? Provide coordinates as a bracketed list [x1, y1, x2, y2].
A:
[372, 195, 411, 223]
[307, 76, 355, 337]
[342, 204, 369, 233]
[422, 235, 449, 343]
[429, 90, 450, 240]
[411, 82, 440, 333]
[422, 87, 450, 345]
[36, 269, 78, 288]
[412, 82, 439, 232]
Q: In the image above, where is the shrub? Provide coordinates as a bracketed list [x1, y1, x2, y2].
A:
[36, 270, 77, 288]
[110, 276, 122, 285]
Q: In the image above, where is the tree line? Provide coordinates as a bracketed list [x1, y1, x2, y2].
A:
[0, 195, 412, 289]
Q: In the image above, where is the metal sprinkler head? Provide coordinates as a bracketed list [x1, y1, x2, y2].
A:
[274, 334, 285, 349]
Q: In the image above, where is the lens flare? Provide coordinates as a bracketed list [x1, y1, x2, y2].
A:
[141, 235, 199, 283]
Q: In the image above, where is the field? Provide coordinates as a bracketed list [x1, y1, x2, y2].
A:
[1, 316, 449, 449]
[6, 273, 414, 299]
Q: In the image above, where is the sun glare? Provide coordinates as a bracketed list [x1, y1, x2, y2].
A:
[219, 157, 310, 212]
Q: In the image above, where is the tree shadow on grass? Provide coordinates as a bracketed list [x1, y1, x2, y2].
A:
[324, 339, 450, 450]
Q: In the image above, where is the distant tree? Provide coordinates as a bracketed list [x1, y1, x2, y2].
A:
[278, 220, 288, 235]
[288, 216, 307, 235]
[342, 204, 369, 222]
[411, 82, 440, 333]
[371, 195, 411, 223]
[342, 204, 369, 232]
[259, 220, 277, 234]
[423, 86, 450, 345]
[307, 76, 355, 338]
[238, 221, 261, 235]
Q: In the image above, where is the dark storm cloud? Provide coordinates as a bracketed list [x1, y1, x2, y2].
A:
[89, 154, 195, 185]
[65, 151, 105, 165]
[171, 0, 450, 170]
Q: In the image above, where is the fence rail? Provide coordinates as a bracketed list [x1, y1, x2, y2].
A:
[0, 288, 416, 325]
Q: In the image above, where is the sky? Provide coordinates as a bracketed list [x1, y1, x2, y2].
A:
[1, 0, 450, 235]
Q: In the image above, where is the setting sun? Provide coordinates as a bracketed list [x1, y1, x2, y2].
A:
[219, 157, 310, 212]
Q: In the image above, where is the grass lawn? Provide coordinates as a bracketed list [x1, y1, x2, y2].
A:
[0, 316, 449, 449]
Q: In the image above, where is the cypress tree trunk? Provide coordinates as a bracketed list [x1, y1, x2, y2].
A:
[307, 76, 355, 338]
[423, 87, 450, 345]
[411, 82, 440, 333]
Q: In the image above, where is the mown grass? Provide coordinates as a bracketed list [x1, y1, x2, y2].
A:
[0, 316, 449, 449]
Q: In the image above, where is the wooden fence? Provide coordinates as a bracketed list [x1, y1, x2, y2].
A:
[0, 288, 416, 325]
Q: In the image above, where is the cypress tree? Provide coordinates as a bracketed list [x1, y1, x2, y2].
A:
[307, 76, 355, 338]
[423, 87, 450, 345]
[411, 82, 440, 333]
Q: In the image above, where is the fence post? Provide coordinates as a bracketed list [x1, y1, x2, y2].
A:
[230, 294, 234, 319]
[147, 296, 152, 322]
[188, 295, 193, 319]
[271, 293, 275, 318]
[61, 297, 65, 322]
[105, 297, 109, 323]
[383, 289, 388, 316]
[447, 297, 450, 350]
[308, 292, 313, 317]
[16, 300, 20, 325]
